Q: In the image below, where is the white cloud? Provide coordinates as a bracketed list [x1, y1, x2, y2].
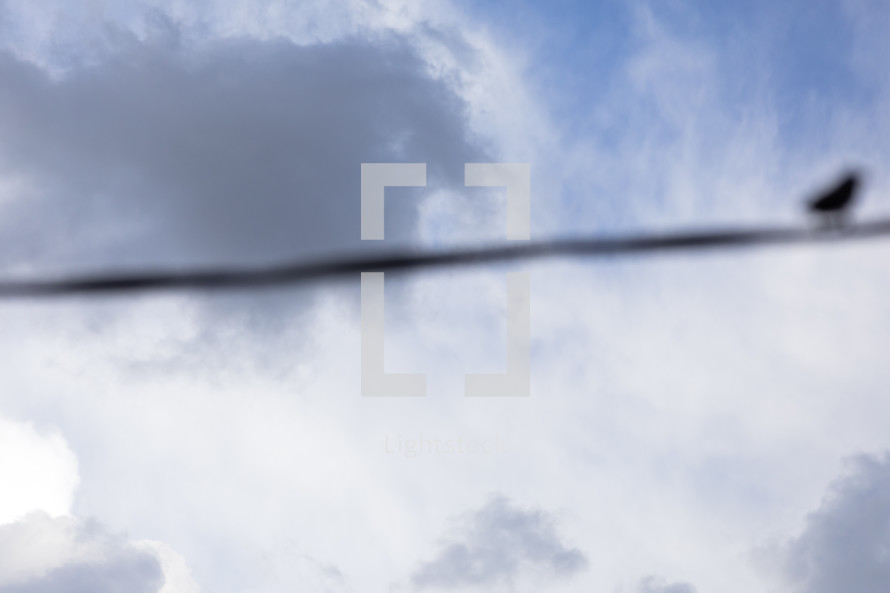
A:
[0, 414, 78, 525]
[0, 414, 200, 593]
[0, 512, 163, 593]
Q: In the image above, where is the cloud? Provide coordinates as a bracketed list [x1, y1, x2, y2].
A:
[410, 495, 587, 590]
[0, 16, 495, 366]
[1, 2, 890, 593]
[765, 452, 890, 593]
[0, 512, 163, 593]
[0, 415, 199, 593]
[0, 28, 485, 273]
[0, 414, 78, 525]
[636, 576, 698, 593]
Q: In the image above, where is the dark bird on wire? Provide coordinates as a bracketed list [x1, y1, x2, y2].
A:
[808, 171, 861, 229]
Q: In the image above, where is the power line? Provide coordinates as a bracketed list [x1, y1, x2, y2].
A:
[0, 218, 887, 298]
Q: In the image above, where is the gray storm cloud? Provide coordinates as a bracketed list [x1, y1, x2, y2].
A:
[0, 22, 491, 347]
[410, 495, 588, 590]
[0, 27, 487, 272]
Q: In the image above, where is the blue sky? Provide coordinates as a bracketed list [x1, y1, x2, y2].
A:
[453, 0, 885, 231]
[462, 0, 870, 139]
[0, 1, 889, 593]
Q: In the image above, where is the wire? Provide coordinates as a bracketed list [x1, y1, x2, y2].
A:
[0, 218, 888, 298]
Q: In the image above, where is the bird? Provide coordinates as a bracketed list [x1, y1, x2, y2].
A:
[808, 171, 861, 229]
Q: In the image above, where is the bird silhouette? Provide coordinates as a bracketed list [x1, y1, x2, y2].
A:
[808, 171, 861, 229]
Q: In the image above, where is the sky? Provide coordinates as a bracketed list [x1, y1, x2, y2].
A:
[0, 1, 889, 592]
